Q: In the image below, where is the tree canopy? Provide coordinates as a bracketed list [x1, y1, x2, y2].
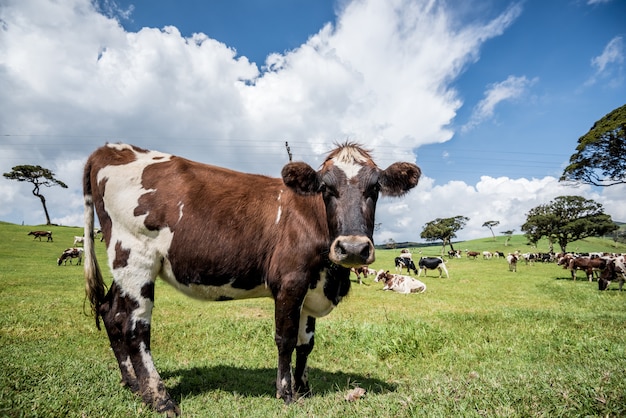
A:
[420, 216, 469, 254]
[560, 103, 626, 186]
[521, 195, 618, 253]
[3, 165, 68, 225]
[482, 220, 500, 240]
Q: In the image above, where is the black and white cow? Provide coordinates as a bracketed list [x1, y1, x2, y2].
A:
[57, 247, 84, 265]
[417, 257, 449, 278]
[394, 256, 418, 274]
[83, 142, 420, 416]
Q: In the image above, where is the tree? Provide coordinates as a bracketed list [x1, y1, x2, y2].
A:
[3, 165, 68, 225]
[501, 229, 515, 247]
[482, 220, 500, 241]
[560, 103, 626, 186]
[420, 216, 469, 255]
[521, 195, 618, 253]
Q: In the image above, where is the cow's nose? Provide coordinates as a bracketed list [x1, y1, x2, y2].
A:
[330, 235, 375, 267]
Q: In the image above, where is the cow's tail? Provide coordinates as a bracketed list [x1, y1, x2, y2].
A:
[83, 159, 106, 330]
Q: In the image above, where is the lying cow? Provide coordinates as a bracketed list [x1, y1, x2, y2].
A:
[598, 258, 625, 291]
[394, 256, 418, 274]
[28, 230, 53, 242]
[375, 270, 426, 294]
[417, 256, 449, 278]
[57, 247, 84, 265]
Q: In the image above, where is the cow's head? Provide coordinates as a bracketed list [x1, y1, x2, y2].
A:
[282, 143, 420, 267]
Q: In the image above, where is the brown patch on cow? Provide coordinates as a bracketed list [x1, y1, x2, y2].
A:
[113, 241, 131, 269]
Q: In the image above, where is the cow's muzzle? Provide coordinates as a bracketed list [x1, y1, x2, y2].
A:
[329, 235, 375, 267]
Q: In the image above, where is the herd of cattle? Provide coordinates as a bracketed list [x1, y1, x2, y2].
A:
[351, 250, 626, 293]
[27, 230, 100, 266]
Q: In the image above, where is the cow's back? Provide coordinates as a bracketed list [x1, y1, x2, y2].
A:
[87, 143, 330, 298]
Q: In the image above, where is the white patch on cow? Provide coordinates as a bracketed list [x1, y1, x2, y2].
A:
[297, 312, 313, 346]
[275, 190, 283, 225]
[177, 201, 184, 224]
[98, 146, 176, 327]
[331, 147, 368, 180]
[301, 271, 336, 318]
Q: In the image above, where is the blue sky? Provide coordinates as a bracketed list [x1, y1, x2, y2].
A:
[0, 0, 624, 243]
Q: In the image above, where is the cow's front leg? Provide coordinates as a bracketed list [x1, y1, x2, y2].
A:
[294, 315, 316, 397]
[273, 288, 306, 403]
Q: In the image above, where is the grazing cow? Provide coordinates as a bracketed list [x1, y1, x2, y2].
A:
[351, 265, 376, 284]
[506, 254, 517, 272]
[466, 251, 479, 259]
[447, 249, 461, 258]
[376, 271, 426, 294]
[28, 230, 53, 242]
[566, 256, 608, 281]
[73, 236, 85, 246]
[83, 142, 420, 416]
[417, 256, 449, 278]
[394, 257, 418, 274]
[599, 258, 626, 291]
[57, 247, 84, 265]
[482, 251, 492, 259]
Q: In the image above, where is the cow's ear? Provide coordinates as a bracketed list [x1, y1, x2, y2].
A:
[379, 162, 421, 197]
[281, 162, 322, 195]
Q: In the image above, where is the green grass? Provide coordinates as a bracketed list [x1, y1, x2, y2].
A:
[1, 222, 625, 417]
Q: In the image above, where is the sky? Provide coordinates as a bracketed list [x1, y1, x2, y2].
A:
[0, 0, 625, 245]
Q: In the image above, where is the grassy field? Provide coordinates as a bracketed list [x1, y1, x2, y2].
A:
[1, 222, 625, 417]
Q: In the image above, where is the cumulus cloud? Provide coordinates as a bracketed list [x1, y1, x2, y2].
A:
[462, 75, 537, 132]
[0, 0, 622, 245]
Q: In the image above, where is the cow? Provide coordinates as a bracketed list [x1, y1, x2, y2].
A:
[447, 249, 461, 258]
[506, 254, 517, 272]
[73, 236, 85, 246]
[482, 251, 492, 259]
[565, 256, 608, 281]
[376, 270, 426, 294]
[466, 251, 479, 259]
[599, 258, 626, 291]
[57, 247, 84, 265]
[28, 230, 53, 242]
[417, 256, 449, 278]
[394, 256, 418, 274]
[350, 265, 376, 284]
[83, 142, 420, 416]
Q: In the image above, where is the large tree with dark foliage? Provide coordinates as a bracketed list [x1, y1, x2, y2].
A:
[3, 165, 68, 225]
[420, 216, 469, 254]
[561, 104, 626, 186]
[521, 195, 618, 253]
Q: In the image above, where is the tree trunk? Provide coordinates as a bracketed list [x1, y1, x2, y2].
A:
[36, 193, 52, 225]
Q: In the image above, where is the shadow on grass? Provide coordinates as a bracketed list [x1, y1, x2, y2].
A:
[163, 365, 396, 399]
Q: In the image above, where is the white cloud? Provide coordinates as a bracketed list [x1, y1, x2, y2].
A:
[462, 75, 537, 132]
[586, 36, 624, 86]
[1, 0, 621, 246]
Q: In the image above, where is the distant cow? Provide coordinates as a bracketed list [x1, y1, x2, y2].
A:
[376, 271, 426, 294]
[417, 257, 449, 278]
[351, 265, 376, 284]
[28, 230, 53, 242]
[598, 258, 626, 291]
[83, 142, 420, 416]
[506, 254, 517, 272]
[57, 247, 84, 265]
[466, 251, 479, 259]
[395, 257, 418, 274]
[447, 249, 461, 258]
[565, 256, 607, 281]
[73, 236, 85, 246]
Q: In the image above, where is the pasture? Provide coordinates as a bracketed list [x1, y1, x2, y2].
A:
[1, 221, 625, 417]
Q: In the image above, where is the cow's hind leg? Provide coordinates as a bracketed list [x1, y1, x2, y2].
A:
[294, 315, 316, 397]
[99, 277, 180, 416]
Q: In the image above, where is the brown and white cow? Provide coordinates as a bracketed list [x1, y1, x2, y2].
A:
[57, 247, 84, 265]
[375, 270, 426, 294]
[83, 142, 420, 416]
[564, 256, 608, 281]
[598, 258, 626, 291]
